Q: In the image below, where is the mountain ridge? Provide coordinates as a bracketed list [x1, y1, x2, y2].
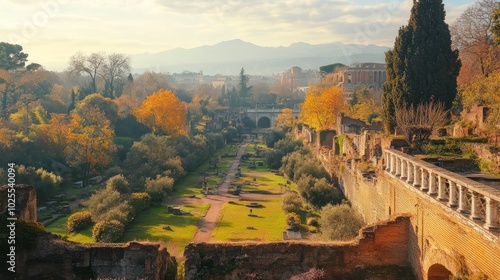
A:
[131, 39, 390, 75]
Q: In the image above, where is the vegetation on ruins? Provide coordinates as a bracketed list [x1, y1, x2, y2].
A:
[299, 85, 346, 130]
[318, 203, 364, 241]
[383, 0, 461, 132]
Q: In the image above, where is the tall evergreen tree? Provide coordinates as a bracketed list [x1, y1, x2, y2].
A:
[238, 67, 252, 104]
[383, 0, 461, 132]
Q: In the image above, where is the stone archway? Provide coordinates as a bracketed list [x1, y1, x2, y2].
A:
[428, 264, 452, 280]
[257, 117, 271, 128]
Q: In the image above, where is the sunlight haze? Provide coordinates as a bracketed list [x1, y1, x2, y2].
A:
[1, 0, 474, 71]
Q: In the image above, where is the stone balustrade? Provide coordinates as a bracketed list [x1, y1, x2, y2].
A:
[384, 148, 500, 232]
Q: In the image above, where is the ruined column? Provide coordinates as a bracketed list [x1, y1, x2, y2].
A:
[448, 181, 458, 208]
[470, 192, 483, 220]
[484, 197, 499, 230]
[437, 175, 447, 201]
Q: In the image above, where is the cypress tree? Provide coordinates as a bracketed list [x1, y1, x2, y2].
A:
[383, 0, 461, 132]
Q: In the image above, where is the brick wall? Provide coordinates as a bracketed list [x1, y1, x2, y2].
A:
[342, 167, 500, 280]
[184, 216, 414, 280]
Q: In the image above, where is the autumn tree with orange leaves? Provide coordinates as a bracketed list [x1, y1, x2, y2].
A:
[133, 89, 186, 136]
[65, 106, 116, 186]
[299, 86, 346, 130]
[276, 108, 295, 127]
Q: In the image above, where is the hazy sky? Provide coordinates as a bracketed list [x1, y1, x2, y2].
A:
[1, 0, 475, 71]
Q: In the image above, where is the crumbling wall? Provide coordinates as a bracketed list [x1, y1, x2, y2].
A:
[0, 184, 37, 221]
[4, 235, 176, 280]
[0, 185, 176, 279]
[184, 216, 414, 280]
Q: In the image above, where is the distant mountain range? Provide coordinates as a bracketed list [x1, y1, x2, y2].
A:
[131, 39, 390, 75]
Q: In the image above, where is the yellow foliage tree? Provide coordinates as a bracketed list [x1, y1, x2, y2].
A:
[300, 86, 346, 130]
[276, 108, 294, 127]
[65, 106, 116, 186]
[133, 89, 186, 135]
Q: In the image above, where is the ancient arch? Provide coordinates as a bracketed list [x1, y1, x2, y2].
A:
[428, 264, 452, 280]
[257, 117, 271, 128]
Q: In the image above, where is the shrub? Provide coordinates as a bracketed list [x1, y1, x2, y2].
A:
[145, 175, 174, 202]
[307, 217, 319, 227]
[128, 192, 151, 214]
[105, 166, 124, 179]
[297, 176, 342, 209]
[85, 187, 121, 222]
[319, 203, 364, 241]
[67, 211, 92, 232]
[92, 220, 125, 243]
[282, 191, 302, 213]
[286, 212, 301, 227]
[106, 174, 130, 193]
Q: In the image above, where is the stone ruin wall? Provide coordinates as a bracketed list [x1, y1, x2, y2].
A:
[341, 163, 500, 280]
[0, 185, 176, 280]
[184, 216, 414, 280]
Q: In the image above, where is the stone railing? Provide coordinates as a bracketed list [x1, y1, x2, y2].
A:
[384, 148, 500, 232]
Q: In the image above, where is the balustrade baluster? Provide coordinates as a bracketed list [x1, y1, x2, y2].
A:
[484, 197, 499, 230]
[428, 171, 437, 195]
[413, 165, 420, 188]
[448, 181, 458, 208]
[437, 176, 447, 201]
[458, 185, 469, 214]
[470, 192, 483, 220]
[406, 161, 413, 184]
[421, 169, 428, 191]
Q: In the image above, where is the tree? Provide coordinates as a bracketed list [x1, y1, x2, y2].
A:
[65, 106, 116, 186]
[492, 2, 500, 44]
[319, 203, 364, 241]
[69, 52, 105, 94]
[133, 89, 186, 135]
[300, 86, 346, 130]
[282, 191, 302, 213]
[106, 174, 130, 193]
[101, 53, 130, 98]
[34, 113, 70, 161]
[451, 0, 499, 84]
[238, 68, 252, 103]
[383, 0, 461, 132]
[0, 42, 28, 70]
[461, 72, 500, 130]
[145, 175, 174, 202]
[75, 93, 119, 126]
[395, 101, 448, 149]
[275, 108, 294, 127]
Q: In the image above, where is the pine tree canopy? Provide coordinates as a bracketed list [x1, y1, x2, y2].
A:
[382, 0, 461, 132]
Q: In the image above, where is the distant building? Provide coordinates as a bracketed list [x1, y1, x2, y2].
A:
[280, 66, 320, 92]
[330, 63, 386, 97]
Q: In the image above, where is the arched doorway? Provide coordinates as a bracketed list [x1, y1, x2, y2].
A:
[241, 116, 256, 128]
[428, 264, 452, 280]
[257, 117, 271, 128]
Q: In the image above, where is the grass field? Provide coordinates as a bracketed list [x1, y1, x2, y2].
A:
[45, 203, 210, 248]
[172, 144, 238, 198]
[122, 204, 210, 251]
[233, 171, 292, 194]
[211, 198, 285, 242]
[45, 214, 95, 244]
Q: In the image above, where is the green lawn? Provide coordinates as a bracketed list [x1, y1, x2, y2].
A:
[45, 204, 211, 248]
[233, 171, 296, 194]
[212, 199, 286, 242]
[172, 144, 237, 198]
[122, 204, 210, 251]
[45, 214, 95, 244]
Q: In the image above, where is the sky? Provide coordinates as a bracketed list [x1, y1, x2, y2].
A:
[1, 0, 476, 71]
